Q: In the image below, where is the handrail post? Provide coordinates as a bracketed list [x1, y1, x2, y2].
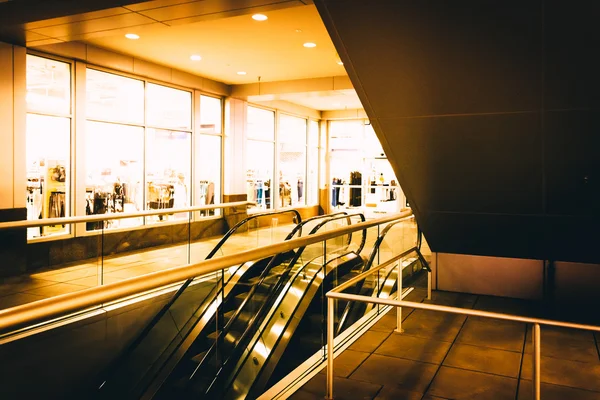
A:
[427, 270, 432, 300]
[326, 296, 335, 399]
[395, 260, 403, 333]
[533, 323, 541, 400]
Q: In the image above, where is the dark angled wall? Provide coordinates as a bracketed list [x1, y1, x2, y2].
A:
[316, 0, 599, 263]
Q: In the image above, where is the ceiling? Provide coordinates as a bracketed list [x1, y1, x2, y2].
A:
[83, 5, 343, 84]
[20, 1, 363, 112]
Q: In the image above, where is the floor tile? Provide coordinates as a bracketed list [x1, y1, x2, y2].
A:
[517, 379, 600, 400]
[424, 290, 477, 308]
[443, 343, 522, 378]
[456, 317, 525, 352]
[348, 330, 390, 353]
[291, 373, 381, 400]
[22, 282, 89, 297]
[523, 327, 599, 363]
[409, 309, 467, 323]
[0, 292, 46, 309]
[350, 354, 438, 393]
[373, 385, 423, 399]
[369, 314, 401, 333]
[320, 350, 370, 378]
[427, 366, 518, 400]
[38, 267, 99, 283]
[473, 296, 538, 317]
[400, 312, 464, 342]
[375, 333, 452, 364]
[521, 353, 600, 392]
[0, 279, 57, 296]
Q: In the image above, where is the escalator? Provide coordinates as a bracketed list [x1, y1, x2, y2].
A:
[94, 209, 303, 398]
[152, 213, 367, 399]
[95, 211, 350, 399]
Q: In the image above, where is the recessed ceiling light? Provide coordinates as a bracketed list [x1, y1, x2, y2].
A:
[252, 14, 268, 21]
[190, 54, 202, 61]
[125, 33, 139, 40]
[295, 29, 303, 33]
[303, 42, 317, 48]
[337, 60, 344, 65]
[237, 71, 247, 75]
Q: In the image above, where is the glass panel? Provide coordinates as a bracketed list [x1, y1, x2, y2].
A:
[195, 135, 221, 215]
[145, 129, 192, 223]
[85, 121, 144, 230]
[195, 134, 221, 220]
[247, 106, 274, 141]
[278, 114, 306, 207]
[330, 120, 364, 210]
[26, 55, 71, 115]
[146, 83, 192, 130]
[26, 114, 70, 239]
[246, 141, 274, 211]
[86, 68, 144, 124]
[199, 95, 222, 134]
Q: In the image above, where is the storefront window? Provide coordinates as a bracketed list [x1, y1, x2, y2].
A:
[26, 115, 71, 238]
[147, 83, 192, 130]
[26, 55, 71, 239]
[278, 114, 307, 207]
[307, 120, 319, 205]
[247, 107, 275, 210]
[85, 121, 144, 230]
[329, 120, 402, 217]
[26, 55, 70, 115]
[196, 134, 221, 216]
[86, 68, 144, 124]
[199, 95, 222, 134]
[146, 129, 191, 223]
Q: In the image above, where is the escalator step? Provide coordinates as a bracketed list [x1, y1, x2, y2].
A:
[191, 350, 209, 364]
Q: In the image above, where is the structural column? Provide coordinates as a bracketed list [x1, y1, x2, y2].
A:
[0, 41, 27, 277]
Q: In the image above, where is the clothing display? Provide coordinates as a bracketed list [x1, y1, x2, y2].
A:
[349, 171, 362, 207]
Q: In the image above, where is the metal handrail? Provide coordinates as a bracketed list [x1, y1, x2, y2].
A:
[325, 250, 600, 400]
[0, 211, 413, 335]
[0, 201, 254, 230]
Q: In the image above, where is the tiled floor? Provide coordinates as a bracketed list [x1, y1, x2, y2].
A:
[291, 289, 600, 400]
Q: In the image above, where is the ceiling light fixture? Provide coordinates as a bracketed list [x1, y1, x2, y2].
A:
[190, 54, 202, 61]
[237, 71, 247, 75]
[303, 42, 317, 48]
[337, 60, 344, 65]
[252, 14, 268, 21]
[125, 33, 140, 40]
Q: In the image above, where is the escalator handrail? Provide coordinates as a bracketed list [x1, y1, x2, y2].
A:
[284, 212, 348, 241]
[206, 209, 302, 259]
[309, 213, 367, 255]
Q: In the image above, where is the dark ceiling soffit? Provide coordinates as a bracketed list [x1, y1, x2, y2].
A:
[312, 0, 427, 230]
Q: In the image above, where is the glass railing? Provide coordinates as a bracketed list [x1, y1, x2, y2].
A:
[0, 202, 300, 311]
[0, 211, 421, 400]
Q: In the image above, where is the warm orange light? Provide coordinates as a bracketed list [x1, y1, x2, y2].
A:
[125, 33, 140, 40]
[252, 14, 268, 21]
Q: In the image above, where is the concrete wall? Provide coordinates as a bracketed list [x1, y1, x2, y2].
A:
[433, 252, 544, 300]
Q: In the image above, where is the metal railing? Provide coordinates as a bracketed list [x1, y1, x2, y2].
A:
[0, 211, 413, 335]
[326, 252, 600, 400]
[0, 201, 253, 230]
